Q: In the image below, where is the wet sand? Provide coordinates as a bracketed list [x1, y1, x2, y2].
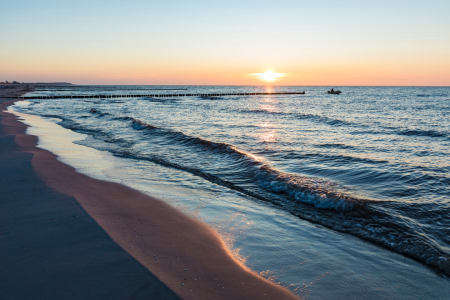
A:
[0, 86, 299, 299]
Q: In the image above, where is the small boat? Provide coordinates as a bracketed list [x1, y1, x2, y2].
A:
[327, 89, 341, 94]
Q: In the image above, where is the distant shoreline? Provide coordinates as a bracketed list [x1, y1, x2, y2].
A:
[0, 82, 73, 86]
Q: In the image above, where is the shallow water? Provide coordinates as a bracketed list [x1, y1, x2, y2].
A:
[11, 85, 450, 298]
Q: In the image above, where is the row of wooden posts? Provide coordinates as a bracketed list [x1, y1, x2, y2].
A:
[4, 92, 306, 100]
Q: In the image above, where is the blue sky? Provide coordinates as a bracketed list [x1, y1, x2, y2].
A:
[1, 0, 449, 85]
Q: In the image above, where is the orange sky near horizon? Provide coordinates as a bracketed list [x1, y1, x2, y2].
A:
[3, 58, 448, 86]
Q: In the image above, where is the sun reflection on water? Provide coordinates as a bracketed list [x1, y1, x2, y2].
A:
[259, 122, 278, 144]
[257, 96, 279, 145]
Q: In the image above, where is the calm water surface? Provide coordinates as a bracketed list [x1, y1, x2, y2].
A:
[13, 85, 450, 298]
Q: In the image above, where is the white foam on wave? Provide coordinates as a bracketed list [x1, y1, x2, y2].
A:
[256, 167, 357, 211]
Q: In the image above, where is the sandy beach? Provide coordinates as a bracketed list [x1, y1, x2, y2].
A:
[0, 85, 299, 299]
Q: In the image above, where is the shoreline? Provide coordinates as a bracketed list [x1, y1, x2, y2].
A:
[0, 86, 299, 299]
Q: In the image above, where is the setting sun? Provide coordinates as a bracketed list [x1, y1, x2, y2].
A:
[256, 71, 285, 82]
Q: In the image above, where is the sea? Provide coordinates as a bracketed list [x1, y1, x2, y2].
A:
[10, 85, 450, 299]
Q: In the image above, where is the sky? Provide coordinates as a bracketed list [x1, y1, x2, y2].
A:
[1, 0, 449, 85]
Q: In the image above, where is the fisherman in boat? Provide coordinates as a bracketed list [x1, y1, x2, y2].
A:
[328, 88, 341, 94]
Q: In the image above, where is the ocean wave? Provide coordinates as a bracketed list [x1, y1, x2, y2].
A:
[110, 145, 361, 212]
[112, 149, 270, 201]
[43, 116, 133, 148]
[417, 94, 448, 97]
[110, 145, 450, 275]
[281, 151, 388, 165]
[243, 108, 448, 140]
[57, 119, 102, 135]
[398, 129, 448, 139]
[239, 109, 285, 115]
[106, 114, 360, 211]
[143, 97, 179, 102]
[295, 113, 353, 127]
[123, 118, 365, 211]
[315, 143, 356, 149]
[41, 113, 65, 119]
[351, 126, 450, 140]
[127, 117, 263, 164]
[255, 165, 362, 210]
[240, 109, 355, 127]
[89, 108, 110, 117]
[130, 118, 160, 130]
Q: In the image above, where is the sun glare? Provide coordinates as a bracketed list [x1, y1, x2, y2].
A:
[256, 71, 284, 82]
